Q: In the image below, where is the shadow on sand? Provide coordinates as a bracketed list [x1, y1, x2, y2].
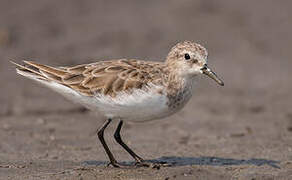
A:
[83, 156, 280, 169]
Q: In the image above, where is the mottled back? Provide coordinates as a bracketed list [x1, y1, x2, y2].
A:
[13, 59, 166, 97]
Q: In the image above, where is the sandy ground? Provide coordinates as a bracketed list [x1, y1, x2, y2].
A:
[1, 1, 292, 179]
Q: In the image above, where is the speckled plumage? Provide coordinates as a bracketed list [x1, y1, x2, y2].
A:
[12, 41, 224, 167]
[12, 41, 223, 121]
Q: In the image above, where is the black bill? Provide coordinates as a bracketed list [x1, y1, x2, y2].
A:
[201, 65, 224, 86]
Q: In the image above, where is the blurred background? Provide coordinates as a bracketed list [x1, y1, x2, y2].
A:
[1, 0, 291, 115]
[0, 0, 291, 179]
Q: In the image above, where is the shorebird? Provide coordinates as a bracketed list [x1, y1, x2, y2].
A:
[12, 41, 224, 168]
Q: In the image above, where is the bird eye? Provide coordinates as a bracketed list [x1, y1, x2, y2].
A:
[184, 53, 191, 60]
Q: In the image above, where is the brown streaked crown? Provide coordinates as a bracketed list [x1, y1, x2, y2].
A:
[166, 41, 208, 63]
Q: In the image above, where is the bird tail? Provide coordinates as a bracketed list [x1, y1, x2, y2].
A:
[11, 60, 68, 83]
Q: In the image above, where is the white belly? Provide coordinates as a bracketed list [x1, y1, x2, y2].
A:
[90, 87, 171, 122]
[35, 80, 193, 122]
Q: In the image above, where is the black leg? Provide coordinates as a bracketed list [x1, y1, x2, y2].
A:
[114, 120, 144, 163]
[97, 119, 170, 168]
[97, 119, 121, 167]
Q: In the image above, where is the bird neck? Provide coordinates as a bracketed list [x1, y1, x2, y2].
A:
[162, 65, 196, 97]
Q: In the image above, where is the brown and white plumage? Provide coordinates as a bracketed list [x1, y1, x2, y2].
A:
[12, 41, 224, 121]
[12, 41, 224, 168]
[12, 59, 165, 96]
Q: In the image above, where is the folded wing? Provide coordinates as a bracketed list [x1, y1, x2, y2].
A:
[12, 59, 164, 97]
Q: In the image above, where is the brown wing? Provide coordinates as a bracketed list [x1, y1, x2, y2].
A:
[13, 59, 165, 97]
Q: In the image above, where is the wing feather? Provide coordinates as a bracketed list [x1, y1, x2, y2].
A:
[12, 59, 165, 97]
